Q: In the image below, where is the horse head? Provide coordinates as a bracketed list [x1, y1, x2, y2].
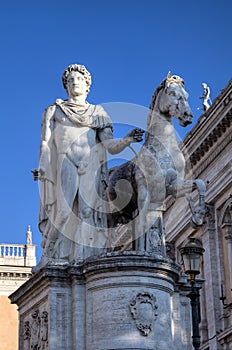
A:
[155, 72, 193, 127]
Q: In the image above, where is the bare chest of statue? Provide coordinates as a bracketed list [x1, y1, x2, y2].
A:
[53, 106, 97, 164]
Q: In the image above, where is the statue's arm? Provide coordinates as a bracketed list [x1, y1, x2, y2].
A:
[98, 127, 144, 155]
[38, 105, 56, 177]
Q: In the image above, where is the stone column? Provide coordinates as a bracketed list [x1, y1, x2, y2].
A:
[71, 275, 86, 350]
[201, 205, 221, 350]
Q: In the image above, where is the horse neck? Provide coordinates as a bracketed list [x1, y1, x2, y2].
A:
[144, 109, 178, 150]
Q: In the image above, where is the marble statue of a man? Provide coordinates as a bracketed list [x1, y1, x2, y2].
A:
[37, 64, 143, 266]
[201, 83, 211, 111]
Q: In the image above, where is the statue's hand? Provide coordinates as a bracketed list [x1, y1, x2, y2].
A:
[31, 169, 40, 181]
[38, 167, 46, 181]
[31, 168, 45, 181]
[126, 128, 144, 143]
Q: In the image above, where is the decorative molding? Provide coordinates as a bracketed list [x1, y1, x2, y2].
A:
[217, 325, 232, 346]
[0, 271, 31, 279]
[189, 130, 232, 177]
[130, 292, 158, 336]
[191, 110, 231, 163]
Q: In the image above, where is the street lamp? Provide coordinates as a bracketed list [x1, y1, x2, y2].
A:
[180, 237, 205, 350]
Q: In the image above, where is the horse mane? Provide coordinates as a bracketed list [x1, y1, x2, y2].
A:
[144, 79, 167, 145]
[149, 78, 166, 111]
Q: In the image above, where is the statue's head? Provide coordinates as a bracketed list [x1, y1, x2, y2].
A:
[62, 64, 92, 94]
[166, 71, 185, 87]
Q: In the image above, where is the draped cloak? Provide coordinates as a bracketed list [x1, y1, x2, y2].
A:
[38, 100, 113, 259]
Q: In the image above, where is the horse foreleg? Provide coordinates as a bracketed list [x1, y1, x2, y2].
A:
[134, 176, 150, 251]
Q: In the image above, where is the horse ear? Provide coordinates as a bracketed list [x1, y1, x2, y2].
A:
[167, 71, 172, 79]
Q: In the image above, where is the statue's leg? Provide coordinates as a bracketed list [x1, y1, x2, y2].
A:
[56, 155, 79, 228]
[52, 155, 79, 258]
[134, 174, 149, 251]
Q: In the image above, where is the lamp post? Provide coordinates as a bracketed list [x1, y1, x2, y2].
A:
[180, 237, 205, 350]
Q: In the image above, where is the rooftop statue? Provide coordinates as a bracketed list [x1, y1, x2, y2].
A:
[34, 64, 144, 268]
[199, 82, 211, 111]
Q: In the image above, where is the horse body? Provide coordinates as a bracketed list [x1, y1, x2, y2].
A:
[107, 73, 206, 253]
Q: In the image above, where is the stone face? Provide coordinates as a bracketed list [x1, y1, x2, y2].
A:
[10, 252, 192, 350]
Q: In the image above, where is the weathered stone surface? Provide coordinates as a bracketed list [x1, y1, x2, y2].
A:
[10, 252, 192, 350]
[23, 67, 207, 350]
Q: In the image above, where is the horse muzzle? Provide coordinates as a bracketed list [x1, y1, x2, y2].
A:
[178, 113, 193, 127]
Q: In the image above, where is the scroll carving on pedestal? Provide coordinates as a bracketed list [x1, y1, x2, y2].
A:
[129, 292, 158, 336]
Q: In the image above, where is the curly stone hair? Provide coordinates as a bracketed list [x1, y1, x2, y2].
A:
[62, 64, 92, 93]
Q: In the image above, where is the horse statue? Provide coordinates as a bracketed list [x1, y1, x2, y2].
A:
[107, 72, 206, 254]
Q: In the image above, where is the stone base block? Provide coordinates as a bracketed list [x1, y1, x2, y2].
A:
[10, 251, 191, 350]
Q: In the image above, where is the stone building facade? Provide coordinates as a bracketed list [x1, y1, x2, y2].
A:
[0, 226, 36, 350]
[164, 78, 232, 349]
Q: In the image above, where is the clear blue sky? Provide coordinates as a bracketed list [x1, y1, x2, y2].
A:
[0, 0, 231, 261]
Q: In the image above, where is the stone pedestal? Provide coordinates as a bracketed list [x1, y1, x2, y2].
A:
[10, 252, 192, 350]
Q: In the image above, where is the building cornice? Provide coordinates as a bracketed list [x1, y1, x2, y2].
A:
[0, 271, 31, 280]
[180, 79, 232, 173]
[189, 130, 232, 178]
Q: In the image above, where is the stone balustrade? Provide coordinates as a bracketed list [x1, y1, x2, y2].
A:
[0, 226, 36, 267]
[0, 244, 26, 258]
